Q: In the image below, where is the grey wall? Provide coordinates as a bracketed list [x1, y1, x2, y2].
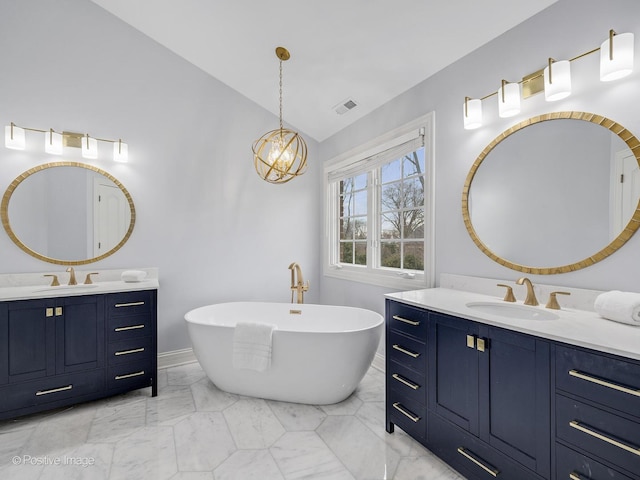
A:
[320, 0, 640, 312]
[0, 0, 321, 353]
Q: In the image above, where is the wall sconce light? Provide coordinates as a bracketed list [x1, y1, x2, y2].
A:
[463, 28, 634, 130]
[3, 122, 128, 162]
[252, 46, 308, 184]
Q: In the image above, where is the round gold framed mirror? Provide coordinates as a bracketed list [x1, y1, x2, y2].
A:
[462, 112, 640, 274]
[1, 162, 136, 265]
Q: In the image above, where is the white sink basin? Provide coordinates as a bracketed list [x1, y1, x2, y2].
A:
[31, 284, 99, 294]
[466, 301, 559, 321]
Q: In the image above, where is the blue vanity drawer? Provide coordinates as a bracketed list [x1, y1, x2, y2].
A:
[388, 359, 427, 406]
[0, 369, 103, 412]
[107, 291, 152, 317]
[388, 330, 427, 372]
[387, 388, 426, 441]
[556, 394, 640, 476]
[108, 313, 152, 341]
[556, 345, 640, 419]
[556, 443, 635, 480]
[427, 412, 542, 480]
[386, 300, 428, 340]
[107, 359, 153, 392]
[108, 336, 153, 365]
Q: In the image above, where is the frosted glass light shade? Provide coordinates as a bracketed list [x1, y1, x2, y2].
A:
[113, 140, 128, 163]
[463, 98, 483, 130]
[81, 135, 98, 159]
[600, 32, 634, 81]
[544, 60, 572, 101]
[44, 130, 63, 155]
[5, 124, 25, 150]
[497, 82, 520, 118]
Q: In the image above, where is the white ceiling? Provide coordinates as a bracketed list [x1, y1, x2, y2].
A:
[90, 0, 558, 141]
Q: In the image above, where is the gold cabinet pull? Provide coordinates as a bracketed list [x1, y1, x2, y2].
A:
[114, 347, 145, 356]
[36, 384, 72, 396]
[569, 369, 640, 397]
[392, 402, 420, 423]
[392, 373, 420, 390]
[569, 473, 582, 480]
[392, 344, 420, 358]
[466, 335, 475, 348]
[457, 447, 499, 477]
[477, 338, 486, 352]
[115, 370, 145, 380]
[392, 315, 420, 326]
[569, 421, 640, 457]
[114, 324, 145, 332]
[55, 307, 63, 316]
[114, 301, 145, 308]
[46, 308, 54, 317]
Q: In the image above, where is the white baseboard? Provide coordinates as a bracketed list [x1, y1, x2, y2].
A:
[157, 348, 197, 370]
[371, 352, 385, 373]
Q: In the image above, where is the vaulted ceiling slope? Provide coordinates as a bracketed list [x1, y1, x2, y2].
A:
[90, 0, 559, 141]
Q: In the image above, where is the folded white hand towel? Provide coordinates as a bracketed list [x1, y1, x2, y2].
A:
[232, 322, 275, 371]
[594, 290, 640, 326]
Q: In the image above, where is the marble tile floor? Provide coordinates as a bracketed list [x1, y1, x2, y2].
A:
[0, 362, 465, 480]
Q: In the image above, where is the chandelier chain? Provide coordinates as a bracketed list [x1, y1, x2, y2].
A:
[279, 59, 283, 132]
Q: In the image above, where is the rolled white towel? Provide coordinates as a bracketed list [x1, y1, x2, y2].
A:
[594, 290, 640, 326]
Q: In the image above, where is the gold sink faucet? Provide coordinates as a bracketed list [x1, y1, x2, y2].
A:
[516, 277, 538, 306]
[66, 267, 77, 286]
[288, 262, 309, 304]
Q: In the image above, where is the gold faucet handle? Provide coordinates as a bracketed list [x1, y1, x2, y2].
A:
[44, 274, 60, 287]
[84, 272, 99, 285]
[497, 284, 516, 302]
[546, 291, 571, 310]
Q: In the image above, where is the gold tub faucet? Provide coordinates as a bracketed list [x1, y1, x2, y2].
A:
[288, 262, 309, 304]
[516, 277, 538, 306]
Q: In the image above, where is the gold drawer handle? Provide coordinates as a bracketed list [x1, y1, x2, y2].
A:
[569, 421, 640, 457]
[569, 473, 582, 480]
[115, 370, 145, 380]
[114, 301, 145, 308]
[457, 447, 499, 477]
[392, 402, 420, 423]
[569, 369, 640, 397]
[392, 344, 420, 358]
[36, 384, 72, 396]
[114, 347, 145, 356]
[392, 373, 420, 390]
[392, 315, 420, 326]
[114, 324, 145, 332]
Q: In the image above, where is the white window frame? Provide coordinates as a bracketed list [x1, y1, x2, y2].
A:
[323, 112, 435, 289]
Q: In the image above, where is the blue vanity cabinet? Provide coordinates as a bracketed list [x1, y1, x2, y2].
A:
[554, 344, 640, 480]
[385, 300, 429, 441]
[0, 295, 105, 419]
[0, 288, 158, 420]
[105, 290, 158, 397]
[427, 312, 550, 479]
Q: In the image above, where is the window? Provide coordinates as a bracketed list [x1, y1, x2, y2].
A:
[324, 113, 434, 288]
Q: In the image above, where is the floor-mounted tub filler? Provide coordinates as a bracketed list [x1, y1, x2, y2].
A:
[184, 302, 383, 405]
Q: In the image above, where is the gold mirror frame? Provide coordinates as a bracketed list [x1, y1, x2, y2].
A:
[462, 111, 640, 274]
[1, 161, 136, 266]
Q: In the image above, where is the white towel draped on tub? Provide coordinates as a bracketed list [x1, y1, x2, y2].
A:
[232, 322, 276, 371]
[594, 290, 640, 326]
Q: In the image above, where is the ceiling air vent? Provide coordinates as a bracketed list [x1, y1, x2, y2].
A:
[334, 98, 358, 115]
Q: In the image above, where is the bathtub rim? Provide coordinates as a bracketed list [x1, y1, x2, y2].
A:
[184, 301, 383, 334]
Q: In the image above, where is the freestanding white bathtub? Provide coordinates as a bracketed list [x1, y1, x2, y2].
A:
[184, 302, 383, 405]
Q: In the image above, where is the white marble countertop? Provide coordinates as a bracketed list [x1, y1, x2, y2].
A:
[0, 268, 159, 302]
[386, 286, 640, 362]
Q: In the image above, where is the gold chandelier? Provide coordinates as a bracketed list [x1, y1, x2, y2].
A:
[252, 47, 307, 184]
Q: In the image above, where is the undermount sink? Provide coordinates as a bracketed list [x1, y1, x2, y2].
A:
[31, 284, 99, 293]
[466, 301, 559, 321]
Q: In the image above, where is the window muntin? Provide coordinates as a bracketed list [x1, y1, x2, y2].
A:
[339, 173, 368, 265]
